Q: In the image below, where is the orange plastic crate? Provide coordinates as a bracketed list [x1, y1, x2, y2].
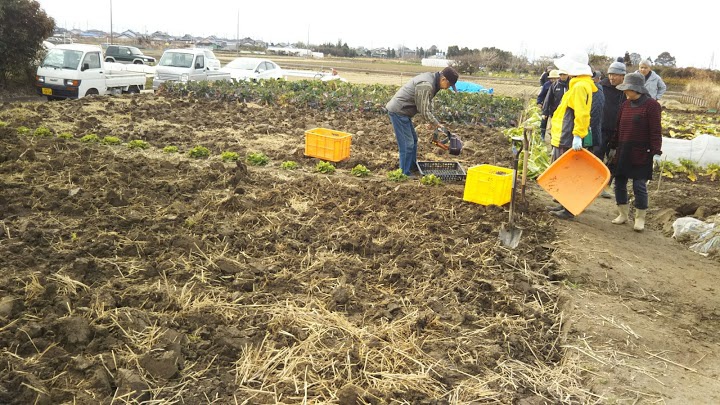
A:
[463, 164, 514, 206]
[304, 128, 352, 162]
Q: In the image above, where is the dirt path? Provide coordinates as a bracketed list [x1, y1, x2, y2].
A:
[529, 182, 720, 403]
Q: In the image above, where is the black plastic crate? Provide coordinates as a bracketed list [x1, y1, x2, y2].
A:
[416, 161, 466, 182]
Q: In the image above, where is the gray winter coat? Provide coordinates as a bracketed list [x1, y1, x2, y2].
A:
[385, 72, 440, 125]
[637, 70, 667, 100]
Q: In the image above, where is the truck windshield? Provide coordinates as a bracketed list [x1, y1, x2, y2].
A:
[42, 49, 83, 70]
[129, 47, 143, 55]
[159, 52, 194, 68]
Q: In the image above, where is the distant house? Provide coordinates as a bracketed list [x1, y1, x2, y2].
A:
[239, 37, 266, 48]
[150, 31, 174, 43]
[196, 37, 222, 49]
[114, 30, 138, 42]
[370, 48, 388, 58]
[397, 46, 414, 58]
[177, 34, 195, 45]
[118, 30, 138, 39]
[80, 29, 106, 38]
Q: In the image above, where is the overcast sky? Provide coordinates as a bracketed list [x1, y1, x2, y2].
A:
[36, 0, 718, 69]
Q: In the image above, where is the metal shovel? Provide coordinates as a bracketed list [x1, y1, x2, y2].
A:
[499, 137, 524, 249]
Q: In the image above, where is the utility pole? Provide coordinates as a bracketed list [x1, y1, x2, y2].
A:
[109, 0, 113, 45]
[236, 10, 239, 55]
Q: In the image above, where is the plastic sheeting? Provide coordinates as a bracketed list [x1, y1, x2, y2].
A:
[454, 81, 493, 94]
[421, 58, 454, 67]
[661, 134, 720, 166]
[672, 216, 720, 257]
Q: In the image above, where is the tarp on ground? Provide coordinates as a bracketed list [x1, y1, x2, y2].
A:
[454, 81, 493, 94]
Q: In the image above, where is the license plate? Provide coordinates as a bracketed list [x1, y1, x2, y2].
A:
[41, 88, 52, 95]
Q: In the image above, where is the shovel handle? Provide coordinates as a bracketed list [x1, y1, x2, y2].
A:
[511, 136, 524, 156]
[508, 137, 523, 226]
[520, 128, 531, 200]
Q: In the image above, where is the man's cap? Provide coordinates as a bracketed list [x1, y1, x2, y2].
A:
[441, 66, 459, 91]
[548, 69, 560, 79]
[608, 61, 626, 75]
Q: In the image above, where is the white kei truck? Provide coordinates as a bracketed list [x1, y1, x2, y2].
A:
[36, 44, 146, 100]
[152, 48, 230, 90]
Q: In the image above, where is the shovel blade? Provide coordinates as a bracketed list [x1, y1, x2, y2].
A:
[499, 224, 522, 249]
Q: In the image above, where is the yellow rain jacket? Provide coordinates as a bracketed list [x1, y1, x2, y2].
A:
[550, 76, 598, 148]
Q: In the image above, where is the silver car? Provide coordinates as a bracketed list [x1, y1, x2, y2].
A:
[220, 57, 285, 82]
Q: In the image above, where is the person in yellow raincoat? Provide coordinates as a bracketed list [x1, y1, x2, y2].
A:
[546, 50, 598, 220]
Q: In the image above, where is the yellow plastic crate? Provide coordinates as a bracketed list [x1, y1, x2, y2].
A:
[304, 128, 352, 162]
[463, 164, 514, 206]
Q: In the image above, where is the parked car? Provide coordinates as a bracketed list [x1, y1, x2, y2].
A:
[104, 45, 156, 65]
[46, 36, 73, 45]
[194, 48, 221, 70]
[153, 48, 230, 90]
[36, 44, 146, 100]
[220, 57, 285, 81]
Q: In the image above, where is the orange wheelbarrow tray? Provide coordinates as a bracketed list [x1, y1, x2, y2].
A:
[537, 149, 611, 216]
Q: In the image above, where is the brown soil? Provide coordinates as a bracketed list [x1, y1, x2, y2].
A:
[0, 91, 718, 404]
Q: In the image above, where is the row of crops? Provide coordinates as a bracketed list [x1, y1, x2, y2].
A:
[155, 79, 719, 183]
[158, 79, 525, 128]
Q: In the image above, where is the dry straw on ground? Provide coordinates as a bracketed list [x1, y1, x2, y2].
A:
[686, 79, 720, 109]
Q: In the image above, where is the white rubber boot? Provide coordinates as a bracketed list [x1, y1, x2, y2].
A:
[612, 204, 629, 225]
[634, 209, 647, 232]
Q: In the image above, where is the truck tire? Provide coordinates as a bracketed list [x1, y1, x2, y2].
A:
[126, 86, 140, 94]
[105, 57, 115, 63]
[133, 60, 143, 65]
[85, 89, 99, 97]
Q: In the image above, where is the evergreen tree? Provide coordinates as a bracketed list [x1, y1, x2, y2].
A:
[0, 0, 54, 87]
